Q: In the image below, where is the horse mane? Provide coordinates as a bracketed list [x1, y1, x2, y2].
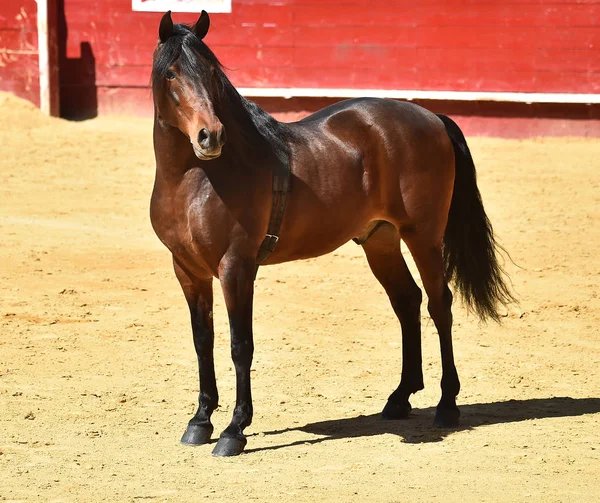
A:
[151, 23, 293, 166]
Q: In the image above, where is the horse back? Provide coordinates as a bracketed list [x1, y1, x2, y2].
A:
[266, 98, 455, 262]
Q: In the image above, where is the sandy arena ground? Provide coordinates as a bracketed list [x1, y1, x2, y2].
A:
[0, 92, 598, 502]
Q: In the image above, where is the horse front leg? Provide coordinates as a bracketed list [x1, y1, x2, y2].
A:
[174, 260, 219, 446]
[212, 257, 255, 456]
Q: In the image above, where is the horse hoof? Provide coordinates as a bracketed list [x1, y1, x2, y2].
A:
[180, 423, 213, 445]
[432, 407, 460, 428]
[381, 400, 412, 420]
[212, 436, 247, 457]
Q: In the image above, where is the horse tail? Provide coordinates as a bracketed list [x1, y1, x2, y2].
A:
[437, 114, 515, 322]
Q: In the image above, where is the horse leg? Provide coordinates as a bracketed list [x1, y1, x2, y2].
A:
[212, 257, 255, 456]
[174, 260, 219, 445]
[361, 223, 424, 419]
[403, 237, 461, 427]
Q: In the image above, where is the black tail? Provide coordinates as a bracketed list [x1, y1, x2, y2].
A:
[437, 114, 516, 322]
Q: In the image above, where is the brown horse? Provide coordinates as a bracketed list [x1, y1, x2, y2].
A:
[150, 11, 514, 456]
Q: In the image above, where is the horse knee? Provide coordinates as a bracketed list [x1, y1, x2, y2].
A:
[231, 338, 253, 367]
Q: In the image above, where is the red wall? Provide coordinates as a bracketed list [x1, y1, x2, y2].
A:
[0, 1, 39, 107]
[211, 0, 600, 93]
[1, 1, 598, 127]
[60, 0, 599, 110]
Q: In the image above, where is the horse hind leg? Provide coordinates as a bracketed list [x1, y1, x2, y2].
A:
[402, 233, 461, 427]
[361, 223, 424, 419]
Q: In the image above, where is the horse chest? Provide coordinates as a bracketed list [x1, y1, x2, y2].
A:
[150, 189, 220, 275]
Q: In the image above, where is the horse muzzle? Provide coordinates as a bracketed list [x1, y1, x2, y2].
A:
[193, 143, 222, 160]
[192, 125, 226, 160]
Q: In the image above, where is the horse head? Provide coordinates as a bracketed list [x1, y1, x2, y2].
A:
[152, 11, 226, 160]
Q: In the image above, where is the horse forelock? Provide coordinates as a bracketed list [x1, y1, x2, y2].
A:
[151, 24, 224, 97]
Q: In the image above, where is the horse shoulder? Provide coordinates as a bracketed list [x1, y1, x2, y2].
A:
[150, 170, 227, 275]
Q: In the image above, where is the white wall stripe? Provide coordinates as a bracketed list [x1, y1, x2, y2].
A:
[238, 88, 600, 105]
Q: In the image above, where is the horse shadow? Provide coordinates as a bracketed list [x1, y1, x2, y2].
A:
[57, 0, 98, 119]
[246, 397, 600, 453]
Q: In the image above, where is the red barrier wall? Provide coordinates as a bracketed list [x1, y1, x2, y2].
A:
[1, 1, 598, 135]
[0, 1, 39, 107]
[59, 0, 599, 111]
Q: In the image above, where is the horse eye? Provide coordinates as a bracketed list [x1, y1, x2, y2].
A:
[166, 70, 176, 80]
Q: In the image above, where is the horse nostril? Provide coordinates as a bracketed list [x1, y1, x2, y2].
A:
[198, 128, 210, 147]
[218, 126, 227, 146]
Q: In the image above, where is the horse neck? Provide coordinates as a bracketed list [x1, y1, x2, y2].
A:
[152, 115, 195, 181]
[218, 85, 290, 168]
[152, 97, 279, 195]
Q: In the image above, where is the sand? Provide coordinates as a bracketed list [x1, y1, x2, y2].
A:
[0, 92, 598, 502]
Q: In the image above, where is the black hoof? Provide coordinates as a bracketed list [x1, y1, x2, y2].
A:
[433, 406, 460, 428]
[212, 436, 247, 457]
[180, 423, 213, 446]
[381, 399, 412, 420]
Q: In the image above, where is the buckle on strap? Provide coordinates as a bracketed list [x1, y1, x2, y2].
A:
[256, 155, 291, 267]
[261, 234, 279, 252]
[256, 234, 280, 266]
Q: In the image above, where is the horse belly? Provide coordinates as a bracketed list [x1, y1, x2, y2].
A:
[264, 155, 375, 264]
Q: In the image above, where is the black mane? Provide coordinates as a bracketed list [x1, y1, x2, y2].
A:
[151, 24, 292, 166]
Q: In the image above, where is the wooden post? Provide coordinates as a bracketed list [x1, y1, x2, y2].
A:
[36, 0, 60, 116]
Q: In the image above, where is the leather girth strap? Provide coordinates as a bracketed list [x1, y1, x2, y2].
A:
[255, 157, 291, 266]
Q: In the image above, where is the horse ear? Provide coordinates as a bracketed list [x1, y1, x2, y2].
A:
[192, 10, 210, 40]
[159, 11, 174, 43]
